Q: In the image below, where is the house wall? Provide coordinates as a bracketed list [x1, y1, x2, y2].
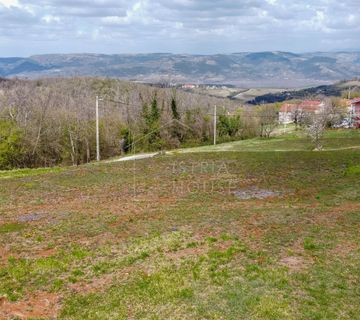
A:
[350, 102, 360, 128]
[279, 112, 294, 124]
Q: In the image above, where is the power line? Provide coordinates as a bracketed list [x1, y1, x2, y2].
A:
[103, 98, 143, 109]
[100, 97, 284, 119]
[103, 97, 350, 118]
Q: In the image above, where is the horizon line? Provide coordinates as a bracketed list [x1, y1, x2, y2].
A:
[1, 49, 360, 59]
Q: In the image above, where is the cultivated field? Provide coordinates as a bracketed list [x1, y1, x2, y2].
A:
[186, 87, 244, 99]
[0, 130, 360, 319]
[232, 88, 288, 103]
[184, 87, 289, 103]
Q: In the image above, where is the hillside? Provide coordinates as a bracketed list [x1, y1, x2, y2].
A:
[1, 52, 360, 87]
[248, 79, 360, 104]
[0, 131, 360, 318]
[0, 77, 242, 169]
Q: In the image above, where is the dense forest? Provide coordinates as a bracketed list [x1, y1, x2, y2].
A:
[0, 77, 280, 169]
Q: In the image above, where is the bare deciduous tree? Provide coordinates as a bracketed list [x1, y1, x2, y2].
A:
[257, 104, 279, 138]
[0, 77, 244, 168]
[304, 111, 328, 150]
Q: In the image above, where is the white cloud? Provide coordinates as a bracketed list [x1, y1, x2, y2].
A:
[0, 0, 359, 55]
[102, 16, 128, 25]
[0, 0, 20, 8]
[42, 14, 60, 23]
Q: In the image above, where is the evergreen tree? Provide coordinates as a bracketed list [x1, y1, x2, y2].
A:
[142, 102, 150, 129]
[171, 95, 180, 120]
[141, 92, 162, 149]
[0, 120, 24, 169]
[170, 93, 184, 143]
[150, 93, 160, 125]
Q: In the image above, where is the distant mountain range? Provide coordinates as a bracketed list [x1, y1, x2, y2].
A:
[1, 51, 360, 88]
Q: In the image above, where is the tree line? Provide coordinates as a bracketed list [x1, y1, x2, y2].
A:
[0, 77, 281, 169]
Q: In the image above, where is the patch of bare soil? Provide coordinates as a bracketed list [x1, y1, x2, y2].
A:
[0, 246, 10, 263]
[330, 240, 358, 258]
[233, 187, 283, 200]
[167, 246, 207, 260]
[36, 248, 57, 258]
[213, 240, 234, 251]
[69, 273, 115, 294]
[279, 256, 309, 272]
[289, 238, 306, 254]
[68, 265, 139, 296]
[313, 203, 360, 226]
[0, 292, 61, 319]
[167, 239, 234, 260]
[16, 212, 49, 223]
[224, 211, 266, 250]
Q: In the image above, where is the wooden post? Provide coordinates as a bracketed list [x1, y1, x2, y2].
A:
[96, 96, 100, 161]
[213, 105, 217, 145]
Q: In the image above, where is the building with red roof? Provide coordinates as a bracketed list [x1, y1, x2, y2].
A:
[279, 104, 298, 124]
[279, 100, 325, 124]
[350, 98, 360, 128]
[298, 100, 325, 112]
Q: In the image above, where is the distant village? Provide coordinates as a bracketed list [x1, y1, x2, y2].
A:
[181, 84, 232, 90]
[150, 82, 360, 129]
[181, 83, 360, 128]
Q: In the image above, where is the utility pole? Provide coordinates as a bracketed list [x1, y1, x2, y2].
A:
[213, 105, 217, 145]
[96, 96, 102, 162]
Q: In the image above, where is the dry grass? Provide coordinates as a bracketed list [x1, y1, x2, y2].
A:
[0, 140, 359, 319]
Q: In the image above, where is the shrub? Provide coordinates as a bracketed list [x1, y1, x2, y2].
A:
[0, 120, 24, 169]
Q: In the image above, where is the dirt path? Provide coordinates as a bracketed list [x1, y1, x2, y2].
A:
[106, 152, 160, 163]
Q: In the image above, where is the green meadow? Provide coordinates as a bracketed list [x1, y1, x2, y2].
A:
[0, 129, 359, 319]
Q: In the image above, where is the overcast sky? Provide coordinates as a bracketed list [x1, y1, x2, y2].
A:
[0, 0, 359, 56]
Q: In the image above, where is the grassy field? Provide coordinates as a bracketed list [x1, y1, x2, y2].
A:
[185, 87, 288, 103]
[232, 88, 287, 102]
[0, 130, 360, 319]
[179, 129, 360, 153]
[188, 87, 245, 99]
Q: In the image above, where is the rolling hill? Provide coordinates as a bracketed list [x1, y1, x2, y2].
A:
[1, 51, 360, 88]
[247, 79, 360, 104]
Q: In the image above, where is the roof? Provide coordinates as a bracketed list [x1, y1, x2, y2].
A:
[280, 103, 298, 112]
[351, 98, 360, 105]
[280, 100, 323, 113]
[298, 100, 323, 112]
[299, 100, 322, 106]
[353, 105, 360, 113]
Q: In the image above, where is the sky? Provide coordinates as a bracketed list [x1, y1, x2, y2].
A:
[0, 0, 359, 56]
